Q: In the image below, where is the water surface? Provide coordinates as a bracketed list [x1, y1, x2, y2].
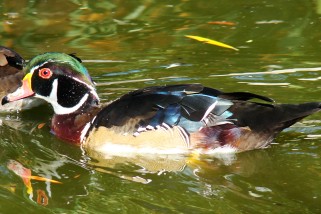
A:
[1, 1, 321, 213]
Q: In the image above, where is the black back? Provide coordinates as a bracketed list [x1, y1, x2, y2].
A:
[90, 83, 320, 137]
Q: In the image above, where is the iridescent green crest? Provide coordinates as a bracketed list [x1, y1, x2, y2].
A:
[25, 52, 94, 86]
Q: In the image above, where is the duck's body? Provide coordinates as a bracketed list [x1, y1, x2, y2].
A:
[2, 52, 320, 157]
[51, 84, 321, 155]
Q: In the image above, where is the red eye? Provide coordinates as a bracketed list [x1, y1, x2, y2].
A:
[39, 68, 52, 79]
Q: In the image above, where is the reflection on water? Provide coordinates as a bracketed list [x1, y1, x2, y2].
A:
[1, 0, 321, 213]
[2, 110, 321, 212]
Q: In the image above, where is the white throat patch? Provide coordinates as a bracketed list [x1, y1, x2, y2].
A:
[35, 78, 89, 115]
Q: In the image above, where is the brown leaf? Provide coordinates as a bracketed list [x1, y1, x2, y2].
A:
[37, 189, 49, 206]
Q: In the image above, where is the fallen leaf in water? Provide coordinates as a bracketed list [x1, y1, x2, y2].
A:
[37, 123, 46, 129]
[7, 160, 33, 195]
[37, 189, 48, 206]
[208, 21, 236, 26]
[29, 175, 62, 184]
[185, 35, 239, 51]
[7, 160, 62, 197]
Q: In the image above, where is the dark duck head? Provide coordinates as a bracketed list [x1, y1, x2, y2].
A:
[2, 52, 99, 113]
[2, 52, 100, 143]
[2, 52, 321, 156]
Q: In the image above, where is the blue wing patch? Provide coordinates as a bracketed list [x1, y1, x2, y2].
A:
[135, 93, 234, 135]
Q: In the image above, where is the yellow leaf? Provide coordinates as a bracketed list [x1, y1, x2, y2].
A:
[185, 35, 239, 51]
[29, 175, 62, 184]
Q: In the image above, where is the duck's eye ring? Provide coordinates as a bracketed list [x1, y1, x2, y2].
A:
[39, 68, 52, 79]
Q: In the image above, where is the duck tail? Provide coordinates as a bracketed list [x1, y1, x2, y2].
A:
[192, 102, 321, 152]
[229, 101, 321, 134]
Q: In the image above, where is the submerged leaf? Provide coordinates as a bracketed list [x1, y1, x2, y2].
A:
[208, 21, 236, 26]
[37, 189, 49, 206]
[37, 123, 46, 129]
[185, 35, 239, 51]
[7, 160, 33, 194]
[7, 160, 62, 197]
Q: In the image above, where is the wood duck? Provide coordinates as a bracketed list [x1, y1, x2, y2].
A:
[2, 52, 321, 156]
[0, 46, 42, 112]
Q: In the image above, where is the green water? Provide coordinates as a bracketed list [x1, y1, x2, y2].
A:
[1, 0, 321, 213]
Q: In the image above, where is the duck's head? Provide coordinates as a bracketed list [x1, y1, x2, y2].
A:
[2, 52, 99, 114]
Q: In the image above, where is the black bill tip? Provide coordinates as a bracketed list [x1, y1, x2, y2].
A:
[1, 96, 9, 105]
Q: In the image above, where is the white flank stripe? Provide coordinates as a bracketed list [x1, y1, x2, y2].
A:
[133, 132, 140, 137]
[177, 126, 190, 148]
[80, 122, 91, 142]
[136, 126, 146, 132]
[146, 125, 154, 130]
[161, 123, 171, 130]
[201, 100, 218, 121]
[161, 123, 174, 135]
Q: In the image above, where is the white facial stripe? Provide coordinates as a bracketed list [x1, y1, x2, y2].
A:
[30, 59, 73, 74]
[35, 79, 90, 115]
[50, 78, 58, 102]
[30, 60, 52, 75]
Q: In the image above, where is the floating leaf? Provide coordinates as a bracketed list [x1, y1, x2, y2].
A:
[185, 35, 239, 51]
[29, 175, 62, 184]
